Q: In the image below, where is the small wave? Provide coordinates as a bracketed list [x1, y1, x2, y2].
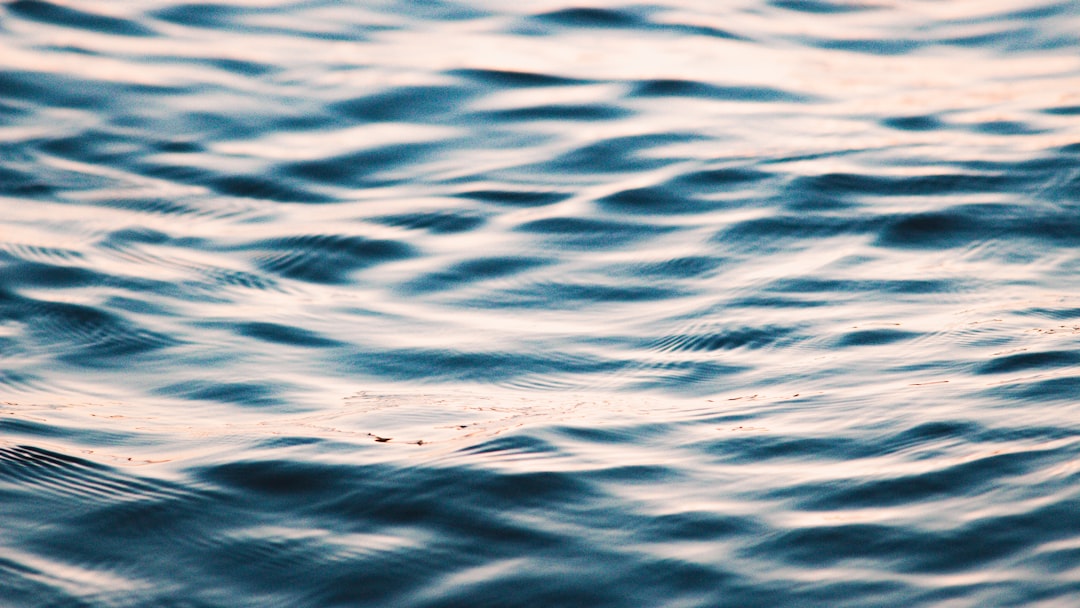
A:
[8, 0, 155, 37]
[243, 234, 415, 284]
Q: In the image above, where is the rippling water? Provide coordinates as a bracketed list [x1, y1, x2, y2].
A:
[2, 1, 1080, 605]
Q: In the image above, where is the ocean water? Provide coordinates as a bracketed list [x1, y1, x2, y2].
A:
[2, 0, 1080, 605]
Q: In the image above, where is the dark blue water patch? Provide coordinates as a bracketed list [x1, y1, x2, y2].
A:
[936, 27, 1066, 52]
[637, 510, 763, 542]
[805, 37, 923, 55]
[987, 375, 1080, 403]
[156, 380, 284, 406]
[767, 277, 961, 295]
[344, 347, 626, 382]
[790, 447, 1066, 511]
[515, 280, 685, 304]
[208, 174, 336, 203]
[360, 0, 488, 22]
[464, 278, 686, 310]
[453, 189, 571, 207]
[750, 522, 1018, 574]
[121, 102, 326, 143]
[200, 459, 357, 498]
[100, 296, 174, 319]
[875, 205, 1021, 250]
[672, 167, 774, 189]
[0, 368, 42, 393]
[457, 433, 562, 458]
[149, 3, 249, 29]
[416, 562, 730, 608]
[610, 256, 724, 281]
[881, 114, 945, 131]
[876, 207, 989, 249]
[533, 6, 643, 28]
[994, 1, 1079, 22]
[879, 421, 1079, 457]
[728, 294, 832, 309]
[913, 501, 1080, 574]
[1043, 105, 1080, 116]
[3, 156, 126, 197]
[549, 422, 673, 446]
[1037, 176, 1080, 205]
[155, 138, 202, 153]
[659, 21, 744, 40]
[1, 70, 189, 113]
[791, 172, 1015, 197]
[0, 71, 105, 111]
[282, 143, 442, 187]
[648, 326, 796, 353]
[1058, 143, 1080, 157]
[780, 194, 858, 212]
[329, 85, 476, 123]
[400, 256, 552, 294]
[0, 165, 53, 197]
[148, 2, 375, 39]
[953, 154, 1080, 174]
[371, 210, 485, 234]
[243, 234, 415, 284]
[1029, 545, 1080, 578]
[533, 133, 698, 174]
[132, 162, 334, 203]
[204, 57, 276, 76]
[701, 434, 879, 465]
[596, 186, 718, 215]
[1020, 306, 1080, 320]
[191, 267, 282, 295]
[528, 6, 742, 40]
[0, 258, 107, 289]
[142, 55, 278, 77]
[833, 328, 919, 347]
[716, 214, 876, 248]
[8, 0, 156, 36]
[0, 557, 89, 608]
[971, 120, 1044, 136]
[92, 197, 209, 218]
[199, 458, 600, 528]
[0, 296, 180, 368]
[628, 79, 809, 103]
[38, 128, 150, 165]
[0, 417, 136, 448]
[746, 523, 909, 567]
[475, 103, 631, 122]
[183, 534, 337, 595]
[976, 350, 1080, 375]
[0, 99, 30, 119]
[0, 444, 184, 507]
[103, 226, 175, 247]
[879, 420, 982, 455]
[233, 322, 343, 348]
[516, 217, 673, 249]
[448, 68, 593, 88]
[632, 360, 748, 390]
[769, 0, 877, 13]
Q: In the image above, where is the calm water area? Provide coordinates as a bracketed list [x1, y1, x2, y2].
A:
[1, 0, 1080, 606]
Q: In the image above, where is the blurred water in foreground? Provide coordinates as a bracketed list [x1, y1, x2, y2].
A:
[1, 1, 1079, 606]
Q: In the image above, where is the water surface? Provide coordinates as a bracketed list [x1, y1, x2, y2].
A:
[2, 1, 1080, 606]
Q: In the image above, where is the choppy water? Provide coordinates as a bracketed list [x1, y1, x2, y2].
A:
[2, 0, 1080, 605]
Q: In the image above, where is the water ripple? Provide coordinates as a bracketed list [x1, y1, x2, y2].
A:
[3, 0, 1080, 605]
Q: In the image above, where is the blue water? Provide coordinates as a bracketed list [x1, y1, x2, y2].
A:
[2, 1, 1080, 605]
